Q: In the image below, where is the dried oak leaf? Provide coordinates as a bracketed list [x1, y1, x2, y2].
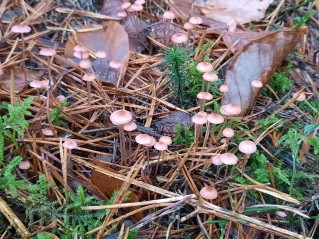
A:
[222, 27, 307, 115]
[65, 22, 129, 85]
[199, 0, 273, 24]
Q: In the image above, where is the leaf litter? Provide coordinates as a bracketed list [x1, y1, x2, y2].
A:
[0, 0, 318, 239]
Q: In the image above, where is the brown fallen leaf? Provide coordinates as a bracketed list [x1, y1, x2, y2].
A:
[65, 22, 129, 85]
[91, 158, 144, 222]
[199, 0, 273, 24]
[222, 27, 307, 115]
[0, 66, 42, 92]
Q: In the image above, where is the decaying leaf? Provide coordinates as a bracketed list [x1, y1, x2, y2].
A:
[0, 66, 42, 92]
[222, 27, 307, 115]
[65, 21, 129, 85]
[199, 0, 273, 24]
[91, 158, 144, 222]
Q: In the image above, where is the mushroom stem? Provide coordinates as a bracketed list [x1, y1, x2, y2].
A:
[118, 125, 126, 165]
[240, 154, 250, 173]
[203, 122, 210, 147]
[209, 125, 216, 145]
[21, 34, 27, 84]
[87, 81, 91, 105]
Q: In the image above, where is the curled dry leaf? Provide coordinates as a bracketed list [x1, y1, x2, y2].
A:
[65, 22, 129, 85]
[199, 0, 273, 24]
[222, 27, 307, 115]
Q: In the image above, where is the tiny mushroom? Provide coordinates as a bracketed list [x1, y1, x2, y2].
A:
[293, 92, 306, 102]
[251, 80, 263, 88]
[163, 11, 176, 20]
[171, 33, 188, 44]
[200, 186, 218, 200]
[39, 48, 56, 86]
[197, 91, 213, 111]
[211, 155, 223, 166]
[220, 153, 238, 165]
[19, 160, 31, 170]
[238, 140, 257, 170]
[82, 73, 96, 105]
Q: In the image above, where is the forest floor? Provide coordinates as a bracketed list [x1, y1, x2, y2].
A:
[0, 0, 319, 238]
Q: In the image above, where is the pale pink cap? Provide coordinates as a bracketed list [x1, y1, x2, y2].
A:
[192, 113, 207, 125]
[40, 48, 56, 57]
[123, 121, 137, 131]
[11, 24, 31, 33]
[220, 153, 238, 165]
[110, 109, 133, 125]
[197, 92, 213, 100]
[293, 92, 306, 101]
[197, 111, 208, 117]
[109, 61, 122, 69]
[135, 0, 145, 4]
[211, 155, 223, 166]
[223, 103, 242, 116]
[73, 51, 89, 59]
[163, 11, 176, 20]
[276, 211, 287, 217]
[79, 59, 92, 69]
[30, 80, 49, 88]
[73, 45, 87, 52]
[196, 62, 213, 73]
[159, 136, 172, 145]
[251, 80, 263, 88]
[83, 73, 96, 82]
[118, 11, 128, 18]
[95, 50, 107, 59]
[184, 22, 195, 30]
[131, 3, 143, 11]
[135, 134, 153, 145]
[203, 72, 218, 82]
[222, 128, 234, 138]
[200, 186, 218, 200]
[189, 16, 203, 25]
[238, 140, 257, 155]
[41, 128, 55, 136]
[207, 113, 224, 124]
[63, 139, 77, 149]
[121, 2, 131, 9]
[19, 160, 31, 170]
[154, 141, 168, 151]
[145, 136, 156, 147]
[171, 33, 188, 44]
[56, 95, 66, 103]
[219, 84, 229, 93]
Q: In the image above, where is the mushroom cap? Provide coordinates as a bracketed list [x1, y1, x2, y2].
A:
[121, 2, 131, 9]
[135, 0, 145, 4]
[184, 22, 195, 30]
[238, 140, 257, 155]
[109, 61, 122, 69]
[95, 50, 107, 59]
[163, 11, 176, 20]
[123, 121, 137, 131]
[79, 59, 92, 69]
[83, 73, 96, 82]
[159, 136, 172, 145]
[63, 139, 77, 149]
[154, 141, 168, 151]
[131, 3, 143, 11]
[220, 153, 238, 165]
[222, 128, 234, 138]
[223, 103, 242, 116]
[11, 24, 31, 33]
[73, 51, 89, 59]
[197, 111, 208, 117]
[196, 62, 213, 73]
[41, 128, 55, 136]
[276, 211, 287, 217]
[197, 91, 213, 100]
[145, 136, 156, 147]
[171, 33, 188, 44]
[251, 80, 263, 88]
[30, 80, 49, 88]
[200, 186, 218, 200]
[219, 84, 229, 93]
[73, 45, 87, 52]
[189, 16, 203, 25]
[118, 11, 128, 18]
[40, 48, 56, 57]
[19, 160, 31, 170]
[203, 72, 218, 82]
[110, 109, 133, 125]
[192, 113, 207, 125]
[207, 113, 224, 125]
[56, 95, 66, 103]
[135, 134, 153, 145]
[293, 92, 306, 101]
[220, 105, 231, 116]
[211, 155, 223, 166]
